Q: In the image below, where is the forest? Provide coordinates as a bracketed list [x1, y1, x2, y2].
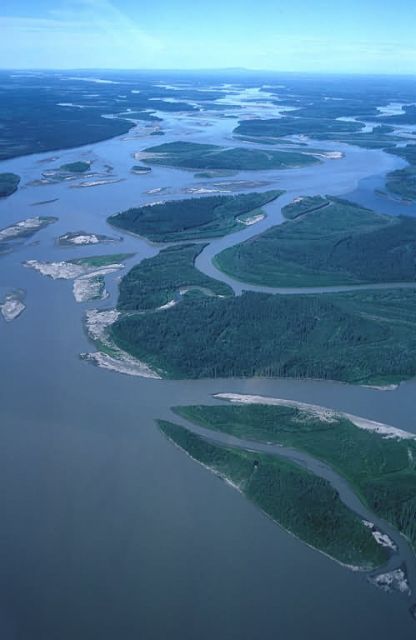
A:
[108, 190, 282, 242]
[141, 141, 317, 170]
[158, 419, 388, 568]
[0, 172, 20, 197]
[386, 145, 416, 202]
[110, 288, 416, 385]
[215, 198, 416, 287]
[117, 243, 232, 311]
[173, 402, 416, 551]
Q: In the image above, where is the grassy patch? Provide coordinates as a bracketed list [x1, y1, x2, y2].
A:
[70, 253, 134, 268]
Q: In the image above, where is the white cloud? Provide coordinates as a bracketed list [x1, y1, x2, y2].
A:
[0, 1, 164, 68]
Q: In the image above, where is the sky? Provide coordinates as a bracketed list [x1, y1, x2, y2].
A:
[1, 0, 416, 74]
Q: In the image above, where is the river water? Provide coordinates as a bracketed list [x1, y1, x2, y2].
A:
[1, 88, 416, 639]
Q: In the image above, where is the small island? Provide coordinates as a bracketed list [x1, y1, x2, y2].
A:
[0, 290, 26, 322]
[59, 161, 91, 173]
[108, 190, 282, 242]
[0, 172, 21, 197]
[57, 230, 120, 246]
[0, 216, 58, 253]
[131, 165, 152, 175]
[138, 141, 318, 171]
[25, 253, 134, 303]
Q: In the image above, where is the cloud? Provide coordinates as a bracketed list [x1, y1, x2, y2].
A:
[0, 1, 164, 68]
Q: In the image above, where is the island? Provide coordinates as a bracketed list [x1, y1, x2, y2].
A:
[172, 397, 416, 554]
[233, 118, 399, 149]
[0, 172, 21, 197]
[158, 419, 389, 569]
[138, 141, 318, 171]
[107, 286, 416, 385]
[108, 190, 282, 242]
[0, 290, 26, 322]
[234, 116, 364, 139]
[57, 230, 120, 246]
[214, 198, 416, 287]
[59, 161, 91, 173]
[0, 216, 58, 253]
[131, 165, 152, 175]
[25, 253, 134, 303]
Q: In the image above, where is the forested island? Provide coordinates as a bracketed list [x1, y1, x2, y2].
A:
[158, 419, 389, 568]
[234, 117, 399, 149]
[140, 141, 318, 170]
[108, 190, 282, 242]
[0, 172, 20, 197]
[59, 161, 91, 173]
[215, 198, 416, 287]
[173, 400, 416, 553]
[110, 288, 416, 385]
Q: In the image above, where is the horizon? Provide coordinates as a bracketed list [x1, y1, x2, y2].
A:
[2, 68, 416, 79]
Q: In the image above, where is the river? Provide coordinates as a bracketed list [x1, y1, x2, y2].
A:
[0, 86, 416, 639]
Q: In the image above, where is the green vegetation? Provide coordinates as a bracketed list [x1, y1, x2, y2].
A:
[215, 199, 416, 287]
[110, 288, 416, 385]
[158, 420, 388, 568]
[386, 168, 416, 202]
[141, 141, 318, 171]
[117, 244, 232, 311]
[131, 165, 152, 174]
[193, 170, 238, 179]
[234, 117, 364, 139]
[282, 196, 330, 219]
[234, 118, 398, 149]
[108, 190, 282, 242]
[173, 403, 416, 550]
[378, 105, 416, 125]
[0, 173, 20, 197]
[386, 145, 416, 202]
[70, 253, 134, 268]
[59, 161, 91, 173]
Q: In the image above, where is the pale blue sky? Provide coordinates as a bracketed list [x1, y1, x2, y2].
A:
[1, 0, 416, 73]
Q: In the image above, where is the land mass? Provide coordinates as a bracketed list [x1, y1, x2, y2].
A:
[108, 190, 282, 242]
[0, 172, 21, 197]
[386, 145, 416, 202]
[173, 399, 416, 552]
[110, 288, 416, 385]
[215, 198, 416, 287]
[139, 141, 318, 171]
[117, 243, 232, 311]
[158, 419, 388, 569]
